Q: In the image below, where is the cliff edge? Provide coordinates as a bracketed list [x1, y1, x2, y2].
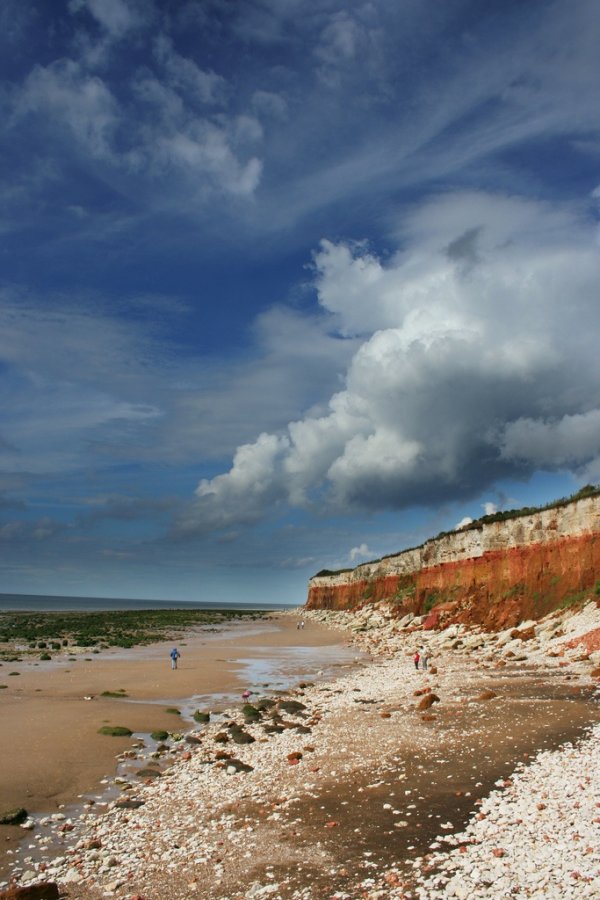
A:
[306, 491, 600, 630]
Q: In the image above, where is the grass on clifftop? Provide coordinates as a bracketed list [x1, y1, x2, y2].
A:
[312, 484, 600, 578]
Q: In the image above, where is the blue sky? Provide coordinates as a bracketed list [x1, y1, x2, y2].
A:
[1, 0, 599, 604]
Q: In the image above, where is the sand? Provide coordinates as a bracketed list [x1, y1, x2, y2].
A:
[2, 601, 599, 898]
[0, 613, 349, 879]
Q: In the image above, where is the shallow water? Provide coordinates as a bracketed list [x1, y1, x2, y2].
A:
[1, 621, 364, 882]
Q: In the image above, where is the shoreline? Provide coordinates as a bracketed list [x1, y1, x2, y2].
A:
[1, 600, 598, 898]
[0, 613, 354, 882]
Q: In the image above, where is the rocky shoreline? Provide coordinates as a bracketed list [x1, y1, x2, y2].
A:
[1, 600, 599, 899]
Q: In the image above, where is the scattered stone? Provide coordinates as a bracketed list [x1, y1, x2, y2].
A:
[113, 799, 144, 810]
[97, 726, 133, 737]
[225, 759, 254, 774]
[476, 690, 498, 701]
[417, 693, 440, 710]
[0, 883, 60, 899]
[0, 808, 28, 825]
[278, 700, 306, 715]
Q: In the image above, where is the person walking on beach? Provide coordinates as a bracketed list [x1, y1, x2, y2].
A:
[420, 647, 429, 671]
[413, 649, 420, 671]
[170, 647, 180, 670]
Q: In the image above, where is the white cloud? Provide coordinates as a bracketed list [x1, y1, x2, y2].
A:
[251, 90, 288, 121]
[9, 17, 263, 206]
[483, 502, 498, 516]
[17, 60, 118, 159]
[182, 190, 600, 530]
[454, 517, 472, 530]
[69, 0, 144, 39]
[349, 543, 371, 562]
[153, 35, 226, 106]
[176, 433, 290, 534]
[500, 410, 600, 467]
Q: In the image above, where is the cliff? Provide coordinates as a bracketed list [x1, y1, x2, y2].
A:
[306, 494, 600, 630]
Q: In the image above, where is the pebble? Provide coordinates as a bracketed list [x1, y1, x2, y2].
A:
[1, 601, 598, 899]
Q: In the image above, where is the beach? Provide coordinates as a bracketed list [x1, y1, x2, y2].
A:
[0, 613, 353, 884]
[1, 600, 598, 898]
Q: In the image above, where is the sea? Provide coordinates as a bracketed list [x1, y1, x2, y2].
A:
[0, 593, 293, 612]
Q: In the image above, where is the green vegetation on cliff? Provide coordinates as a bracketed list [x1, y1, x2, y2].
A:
[311, 484, 599, 580]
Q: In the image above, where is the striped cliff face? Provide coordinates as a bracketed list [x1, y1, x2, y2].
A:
[306, 496, 600, 630]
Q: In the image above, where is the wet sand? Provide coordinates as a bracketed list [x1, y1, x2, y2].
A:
[2, 604, 598, 897]
[41, 641, 599, 899]
[0, 613, 349, 878]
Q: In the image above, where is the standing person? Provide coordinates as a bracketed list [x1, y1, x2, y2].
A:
[421, 647, 429, 670]
[413, 649, 420, 671]
[170, 647, 180, 670]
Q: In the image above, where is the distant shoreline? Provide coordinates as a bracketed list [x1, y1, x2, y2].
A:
[0, 592, 295, 612]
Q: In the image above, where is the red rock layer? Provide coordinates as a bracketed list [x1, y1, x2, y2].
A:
[306, 533, 600, 631]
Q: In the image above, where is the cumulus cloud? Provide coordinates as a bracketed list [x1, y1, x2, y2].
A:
[180, 190, 600, 532]
[500, 410, 600, 467]
[454, 517, 472, 530]
[175, 433, 290, 535]
[349, 543, 371, 562]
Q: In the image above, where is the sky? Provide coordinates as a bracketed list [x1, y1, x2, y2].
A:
[1, 0, 599, 606]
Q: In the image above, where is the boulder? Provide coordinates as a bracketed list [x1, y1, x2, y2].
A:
[113, 799, 144, 810]
[230, 728, 255, 745]
[226, 758, 254, 773]
[417, 694, 440, 710]
[0, 808, 28, 825]
[278, 700, 307, 715]
[476, 690, 498, 701]
[0, 884, 60, 900]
